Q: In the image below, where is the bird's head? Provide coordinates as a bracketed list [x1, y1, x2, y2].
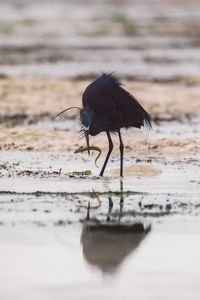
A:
[80, 107, 93, 156]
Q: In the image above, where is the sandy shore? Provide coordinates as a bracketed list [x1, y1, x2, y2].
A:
[1, 78, 200, 120]
[0, 78, 200, 156]
[1, 124, 200, 157]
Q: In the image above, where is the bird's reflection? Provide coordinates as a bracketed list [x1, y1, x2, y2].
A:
[81, 180, 151, 274]
[81, 222, 151, 274]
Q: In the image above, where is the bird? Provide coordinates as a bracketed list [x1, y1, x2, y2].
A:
[56, 72, 152, 177]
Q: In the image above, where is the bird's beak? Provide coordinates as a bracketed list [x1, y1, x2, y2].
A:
[84, 130, 90, 156]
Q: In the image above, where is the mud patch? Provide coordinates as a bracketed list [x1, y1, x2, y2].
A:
[1, 124, 200, 156]
[106, 165, 162, 177]
[1, 78, 200, 122]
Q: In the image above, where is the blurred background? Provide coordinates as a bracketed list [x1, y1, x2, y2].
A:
[0, 0, 200, 81]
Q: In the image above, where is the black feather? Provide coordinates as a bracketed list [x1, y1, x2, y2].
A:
[82, 72, 152, 136]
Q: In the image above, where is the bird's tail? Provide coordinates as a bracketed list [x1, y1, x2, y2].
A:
[143, 111, 152, 130]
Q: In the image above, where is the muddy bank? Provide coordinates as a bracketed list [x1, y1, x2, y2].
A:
[0, 124, 200, 156]
[1, 78, 200, 121]
[0, 78, 200, 156]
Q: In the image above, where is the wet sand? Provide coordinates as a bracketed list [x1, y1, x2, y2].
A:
[1, 78, 200, 120]
[1, 78, 200, 156]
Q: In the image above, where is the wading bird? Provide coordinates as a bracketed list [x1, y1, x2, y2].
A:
[56, 73, 152, 177]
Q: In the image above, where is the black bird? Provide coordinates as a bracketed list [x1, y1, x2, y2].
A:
[56, 73, 152, 177]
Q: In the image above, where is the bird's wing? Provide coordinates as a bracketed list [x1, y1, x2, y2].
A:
[111, 87, 152, 129]
[82, 73, 151, 130]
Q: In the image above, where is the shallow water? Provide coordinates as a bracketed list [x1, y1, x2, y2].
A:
[0, 218, 200, 300]
[1, 150, 200, 194]
[0, 149, 200, 299]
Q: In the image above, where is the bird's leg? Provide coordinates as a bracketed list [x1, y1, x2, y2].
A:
[86, 201, 90, 220]
[118, 130, 124, 177]
[99, 131, 113, 176]
[119, 179, 124, 222]
[107, 197, 113, 222]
